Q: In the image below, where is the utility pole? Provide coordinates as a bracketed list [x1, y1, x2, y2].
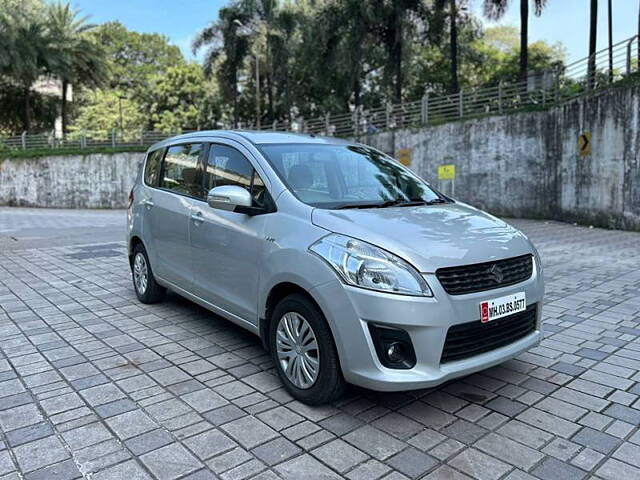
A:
[588, 0, 598, 90]
[608, 0, 613, 83]
[118, 95, 125, 136]
[256, 53, 260, 129]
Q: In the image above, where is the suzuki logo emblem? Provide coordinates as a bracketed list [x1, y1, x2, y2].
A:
[488, 264, 504, 283]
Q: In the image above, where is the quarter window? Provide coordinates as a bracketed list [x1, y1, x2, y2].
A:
[144, 149, 164, 186]
[160, 143, 203, 197]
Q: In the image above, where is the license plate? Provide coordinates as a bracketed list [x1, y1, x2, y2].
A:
[480, 292, 526, 323]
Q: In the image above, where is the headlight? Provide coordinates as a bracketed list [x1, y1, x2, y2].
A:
[532, 245, 543, 276]
[309, 234, 432, 296]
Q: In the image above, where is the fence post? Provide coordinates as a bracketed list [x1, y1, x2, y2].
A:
[458, 89, 464, 118]
[325, 113, 330, 135]
[353, 108, 359, 136]
[498, 83, 503, 114]
[139, 129, 144, 145]
[421, 93, 429, 125]
[626, 36, 636, 75]
[21, 131, 26, 150]
[272, 120, 277, 131]
[385, 102, 392, 130]
[111, 129, 116, 148]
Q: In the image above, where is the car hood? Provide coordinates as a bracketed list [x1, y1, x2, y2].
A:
[311, 202, 533, 273]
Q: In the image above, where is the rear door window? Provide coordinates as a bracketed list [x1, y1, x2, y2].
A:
[160, 143, 203, 197]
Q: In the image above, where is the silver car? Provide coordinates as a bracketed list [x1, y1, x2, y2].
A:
[127, 131, 544, 404]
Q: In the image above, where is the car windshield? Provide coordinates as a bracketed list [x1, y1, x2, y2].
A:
[260, 143, 446, 209]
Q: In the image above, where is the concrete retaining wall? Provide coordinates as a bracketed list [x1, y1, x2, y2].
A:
[358, 83, 640, 230]
[0, 152, 144, 208]
[1, 83, 639, 229]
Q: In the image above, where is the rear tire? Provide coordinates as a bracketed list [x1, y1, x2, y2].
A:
[131, 244, 166, 304]
[269, 293, 345, 405]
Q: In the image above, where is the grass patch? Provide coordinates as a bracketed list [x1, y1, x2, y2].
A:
[0, 145, 148, 160]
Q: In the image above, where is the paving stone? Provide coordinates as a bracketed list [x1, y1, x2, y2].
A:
[140, 443, 202, 480]
[181, 388, 228, 413]
[221, 416, 278, 449]
[92, 459, 153, 480]
[531, 457, 586, 480]
[106, 409, 158, 440]
[344, 425, 406, 460]
[311, 438, 368, 473]
[475, 432, 544, 470]
[571, 447, 605, 471]
[275, 454, 342, 480]
[449, 448, 512, 480]
[596, 459, 640, 480]
[386, 447, 438, 479]
[257, 406, 305, 431]
[23, 459, 82, 480]
[572, 427, 621, 454]
[62, 422, 113, 450]
[13, 436, 69, 473]
[3, 212, 640, 480]
[541, 438, 581, 461]
[202, 404, 245, 426]
[5, 422, 54, 447]
[183, 429, 237, 460]
[125, 429, 175, 456]
[517, 408, 582, 438]
[0, 403, 43, 431]
[441, 420, 488, 445]
[346, 459, 392, 480]
[612, 442, 640, 468]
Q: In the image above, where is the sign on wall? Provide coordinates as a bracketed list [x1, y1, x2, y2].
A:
[578, 132, 592, 157]
[398, 148, 412, 166]
[437, 164, 456, 180]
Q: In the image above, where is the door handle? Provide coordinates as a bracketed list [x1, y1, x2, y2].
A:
[190, 211, 203, 223]
[142, 199, 154, 208]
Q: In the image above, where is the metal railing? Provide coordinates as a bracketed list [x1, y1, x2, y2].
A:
[1, 35, 638, 152]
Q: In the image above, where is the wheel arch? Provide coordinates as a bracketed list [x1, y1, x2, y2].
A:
[261, 281, 325, 353]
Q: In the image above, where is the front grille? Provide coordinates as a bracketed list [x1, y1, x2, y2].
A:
[436, 254, 533, 295]
[440, 304, 537, 363]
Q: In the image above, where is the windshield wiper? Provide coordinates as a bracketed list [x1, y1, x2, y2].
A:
[336, 197, 449, 210]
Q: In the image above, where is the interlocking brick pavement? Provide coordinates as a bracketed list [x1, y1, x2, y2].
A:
[0, 207, 639, 479]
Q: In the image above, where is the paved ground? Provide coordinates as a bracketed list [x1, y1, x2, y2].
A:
[0, 207, 639, 480]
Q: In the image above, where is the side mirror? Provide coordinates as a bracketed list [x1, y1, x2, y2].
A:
[207, 185, 254, 214]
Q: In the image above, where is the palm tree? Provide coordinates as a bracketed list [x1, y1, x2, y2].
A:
[193, 5, 251, 128]
[483, 0, 548, 82]
[47, 2, 108, 137]
[0, 11, 53, 132]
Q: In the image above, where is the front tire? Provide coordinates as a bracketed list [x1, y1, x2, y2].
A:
[131, 244, 166, 304]
[269, 294, 345, 405]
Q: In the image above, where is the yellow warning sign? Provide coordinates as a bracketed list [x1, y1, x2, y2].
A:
[578, 132, 592, 157]
[438, 164, 456, 180]
[398, 148, 412, 166]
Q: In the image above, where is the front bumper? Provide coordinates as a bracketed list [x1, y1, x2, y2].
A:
[310, 261, 544, 392]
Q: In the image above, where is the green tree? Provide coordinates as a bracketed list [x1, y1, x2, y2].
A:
[193, 4, 251, 127]
[483, 0, 548, 82]
[92, 22, 185, 100]
[47, 2, 108, 137]
[0, 9, 54, 131]
[68, 89, 145, 139]
[148, 63, 209, 132]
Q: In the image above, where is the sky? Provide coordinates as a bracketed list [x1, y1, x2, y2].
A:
[54, 0, 639, 64]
